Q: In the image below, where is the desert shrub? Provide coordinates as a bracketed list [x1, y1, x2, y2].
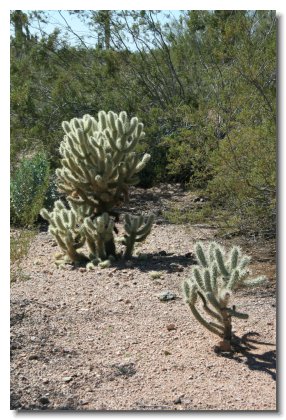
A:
[206, 124, 276, 236]
[10, 228, 36, 282]
[10, 152, 50, 226]
[160, 126, 215, 188]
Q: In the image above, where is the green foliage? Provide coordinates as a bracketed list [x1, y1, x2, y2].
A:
[183, 241, 266, 350]
[10, 153, 50, 226]
[207, 123, 276, 235]
[10, 10, 276, 237]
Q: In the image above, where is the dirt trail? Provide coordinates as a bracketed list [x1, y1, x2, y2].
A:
[10, 185, 276, 411]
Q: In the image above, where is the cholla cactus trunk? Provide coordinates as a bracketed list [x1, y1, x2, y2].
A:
[183, 242, 267, 351]
[83, 213, 116, 261]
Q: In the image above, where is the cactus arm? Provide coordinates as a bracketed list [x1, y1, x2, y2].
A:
[195, 243, 208, 267]
[226, 308, 249, 319]
[123, 214, 154, 259]
[197, 291, 224, 322]
[188, 302, 224, 338]
[215, 247, 230, 278]
[243, 276, 267, 287]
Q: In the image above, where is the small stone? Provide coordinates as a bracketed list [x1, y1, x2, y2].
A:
[164, 350, 171, 356]
[125, 299, 131, 304]
[42, 378, 49, 384]
[28, 354, 39, 360]
[63, 376, 73, 383]
[174, 397, 182, 405]
[159, 291, 177, 301]
[166, 324, 176, 331]
[79, 267, 86, 273]
[39, 396, 50, 405]
[150, 271, 163, 279]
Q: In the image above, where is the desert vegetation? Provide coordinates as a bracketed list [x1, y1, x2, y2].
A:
[10, 10, 276, 411]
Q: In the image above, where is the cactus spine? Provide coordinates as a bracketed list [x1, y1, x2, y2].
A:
[182, 242, 267, 350]
[41, 111, 154, 267]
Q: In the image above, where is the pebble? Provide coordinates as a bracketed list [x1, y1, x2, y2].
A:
[159, 291, 177, 301]
[174, 397, 182, 404]
[166, 324, 176, 331]
[63, 376, 73, 383]
[28, 354, 39, 360]
[39, 396, 50, 405]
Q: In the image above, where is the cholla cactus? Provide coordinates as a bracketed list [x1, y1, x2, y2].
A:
[182, 242, 267, 351]
[123, 214, 155, 259]
[41, 111, 154, 267]
[57, 111, 150, 215]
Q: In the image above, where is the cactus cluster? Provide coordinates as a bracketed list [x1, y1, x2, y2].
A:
[40, 111, 154, 267]
[182, 242, 267, 350]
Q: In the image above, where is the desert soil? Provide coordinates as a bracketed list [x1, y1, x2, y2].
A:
[10, 185, 276, 411]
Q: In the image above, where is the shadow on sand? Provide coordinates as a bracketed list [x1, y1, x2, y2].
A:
[216, 332, 276, 380]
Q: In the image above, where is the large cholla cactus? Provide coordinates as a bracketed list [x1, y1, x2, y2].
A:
[57, 111, 150, 214]
[182, 242, 267, 351]
[40, 111, 154, 267]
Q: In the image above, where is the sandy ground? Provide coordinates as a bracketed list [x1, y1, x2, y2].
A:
[10, 186, 276, 411]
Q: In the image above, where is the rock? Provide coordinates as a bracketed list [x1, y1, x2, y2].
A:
[174, 397, 182, 404]
[125, 299, 131, 304]
[164, 350, 171, 356]
[150, 271, 163, 279]
[63, 376, 73, 383]
[39, 396, 50, 405]
[79, 267, 86, 273]
[166, 324, 176, 331]
[159, 291, 177, 301]
[28, 354, 39, 360]
[158, 250, 167, 256]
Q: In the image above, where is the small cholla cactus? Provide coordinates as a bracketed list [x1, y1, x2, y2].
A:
[182, 241, 267, 351]
[40, 111, 154, 267]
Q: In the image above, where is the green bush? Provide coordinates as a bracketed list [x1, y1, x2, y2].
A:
[10, 152, 50, 226]
[207, 124, 276, 236]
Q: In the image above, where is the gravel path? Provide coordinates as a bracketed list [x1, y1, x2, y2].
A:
[10, 186, 276, 411]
